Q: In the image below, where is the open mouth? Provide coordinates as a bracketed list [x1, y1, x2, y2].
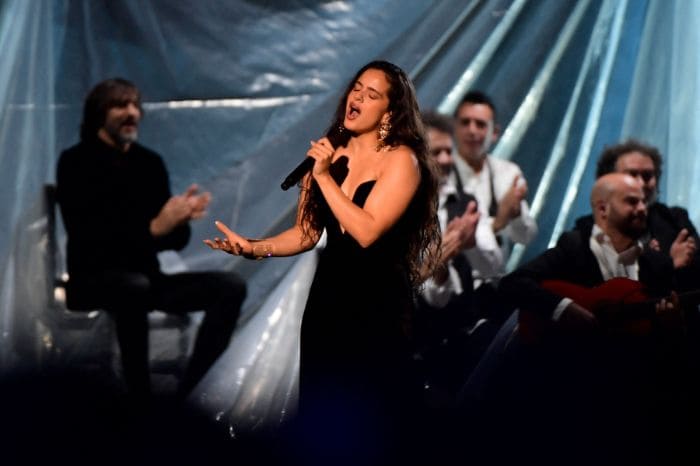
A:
[346, 103, 361, 120]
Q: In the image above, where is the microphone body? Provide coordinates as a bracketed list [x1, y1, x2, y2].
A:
[280, 125, 344, 191]
[281, 157, 315, 191]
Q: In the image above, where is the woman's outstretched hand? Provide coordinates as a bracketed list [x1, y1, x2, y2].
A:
[203, 220, 252, 256]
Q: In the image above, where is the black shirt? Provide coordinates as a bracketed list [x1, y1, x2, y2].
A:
[56, 137, 190, 280]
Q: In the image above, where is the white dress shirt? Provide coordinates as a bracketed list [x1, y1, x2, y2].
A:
[421, 172, 466, 308]
[453, 154, 537, 285]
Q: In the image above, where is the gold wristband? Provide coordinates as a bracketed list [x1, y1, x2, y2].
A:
[251, 242, 273, 260]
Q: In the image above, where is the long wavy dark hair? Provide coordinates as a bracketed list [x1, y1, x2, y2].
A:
[299, 60, 441, 287]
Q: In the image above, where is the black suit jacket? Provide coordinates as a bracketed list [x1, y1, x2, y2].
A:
[499, 221, 675, 319]
[574, 203, 700, 291]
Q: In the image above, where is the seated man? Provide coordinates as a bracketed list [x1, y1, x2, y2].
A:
[494, 173, 690, 465]
[504, 173, 677, 337]
[56, 78, 246, 402]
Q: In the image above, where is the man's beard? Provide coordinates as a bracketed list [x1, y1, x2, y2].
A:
[107, 120, 138, 146]
[117, 128, 138, 145]
[618, 214, 647, 239]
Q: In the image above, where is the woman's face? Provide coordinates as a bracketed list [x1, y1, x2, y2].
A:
[343, 68, 391, 134]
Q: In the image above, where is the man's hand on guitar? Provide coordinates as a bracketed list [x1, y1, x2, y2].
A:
[655, 291, 685, 334]
[558, 302, 599, 335]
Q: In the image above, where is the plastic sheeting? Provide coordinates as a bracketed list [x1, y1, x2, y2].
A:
[2, 0, 700, 440]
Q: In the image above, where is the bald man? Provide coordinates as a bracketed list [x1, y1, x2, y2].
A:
[499, 173, 676, 331]
[483, 173, 688, 465]
[575, 139, 699, 293]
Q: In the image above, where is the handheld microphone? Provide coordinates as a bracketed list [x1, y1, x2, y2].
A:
[280, 157, 314, 191]
[281, 125, 344, 191]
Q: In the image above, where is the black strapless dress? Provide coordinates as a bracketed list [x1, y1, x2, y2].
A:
[295, 180, 419, 459]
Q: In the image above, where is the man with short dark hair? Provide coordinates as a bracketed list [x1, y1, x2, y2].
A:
[595, 139, 662, 203]
[56, 78, 246, 402]
[452, 90, 537, 287]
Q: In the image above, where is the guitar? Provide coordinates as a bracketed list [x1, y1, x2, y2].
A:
[518, 277, 692, 344]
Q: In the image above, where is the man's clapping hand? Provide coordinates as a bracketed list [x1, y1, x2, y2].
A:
[150, 184, 212, 236]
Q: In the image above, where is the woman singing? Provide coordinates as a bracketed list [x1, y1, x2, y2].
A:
[205, 60, 440, 462]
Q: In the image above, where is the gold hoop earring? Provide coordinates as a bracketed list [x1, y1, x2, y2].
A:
[376, 120, 391, 151]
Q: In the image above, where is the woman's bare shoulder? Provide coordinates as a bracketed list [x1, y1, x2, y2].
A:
[385, 145, 417, 163]
[374, 145, 419, 186]
[383, 144, 418, 169]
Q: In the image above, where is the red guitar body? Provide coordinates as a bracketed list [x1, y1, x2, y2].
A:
[518, 277, 654, 343]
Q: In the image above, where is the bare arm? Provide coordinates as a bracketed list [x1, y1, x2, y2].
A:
[203, 177, 320, 258]
[309, 139, 420, 248]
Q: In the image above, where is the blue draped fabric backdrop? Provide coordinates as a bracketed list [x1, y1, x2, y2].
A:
[0, 0, 697, 431]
